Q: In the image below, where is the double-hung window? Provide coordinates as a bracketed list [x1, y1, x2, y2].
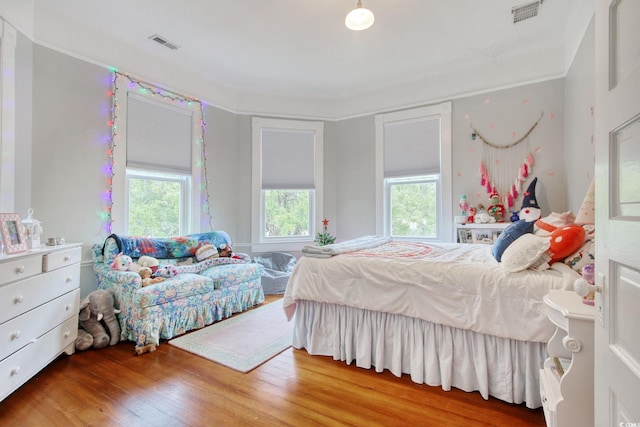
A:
[112, 79, 203, 237]
[252, 117, 323, 252]
[375, 102, 452, 241]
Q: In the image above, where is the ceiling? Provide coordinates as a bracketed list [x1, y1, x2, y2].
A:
[28, 0, 592, 119]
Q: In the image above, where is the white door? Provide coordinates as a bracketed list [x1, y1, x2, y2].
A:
[594, 0, 640, 426]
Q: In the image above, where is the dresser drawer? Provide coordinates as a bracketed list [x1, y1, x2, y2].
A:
[43, 246, 81, 272]
[0, 263, 80, 324]
[0, 255, 42, 287]
[0, 315, 77, 402]
[0, 288, 79, 361]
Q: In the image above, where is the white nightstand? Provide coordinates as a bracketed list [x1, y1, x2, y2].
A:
[540, 290, 595, 427]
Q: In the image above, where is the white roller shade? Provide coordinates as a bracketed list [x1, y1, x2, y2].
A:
[384, 116, 440, 177]
[126, 93, 193, 174]
[261, 129, 315, 189]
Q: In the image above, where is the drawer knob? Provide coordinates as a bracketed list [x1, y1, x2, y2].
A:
[66, 276, 73, 283]
[11, 331, 21, 340]
[65, 304, 72, 311]
[14, 295, 24, 304]
[64, 256, 71, 262]
[10, 367, 20, 376]
[16, 265, 25, 274]
[64, 331, 71, 338]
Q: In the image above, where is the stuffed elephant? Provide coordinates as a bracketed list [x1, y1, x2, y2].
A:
[78, 289, 121, 349]
[75, 328, 94, 351]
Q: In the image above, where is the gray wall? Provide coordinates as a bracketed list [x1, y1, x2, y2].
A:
[15, 30, 33, 215]
[564, 16, 595, 213]
[9, 21, 594, 296]
[331, 116, 377, 241]
[451, 79, 567, 218]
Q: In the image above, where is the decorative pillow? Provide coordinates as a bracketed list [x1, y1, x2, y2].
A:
[492, 220, 534, 262]
[546, 224, 585, 263]
[501, 234, 551, 273]
[534, 211, 576, 236]
[564, 225, 595, 272]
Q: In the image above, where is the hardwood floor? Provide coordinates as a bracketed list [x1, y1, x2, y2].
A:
[0, 297, 545, 426]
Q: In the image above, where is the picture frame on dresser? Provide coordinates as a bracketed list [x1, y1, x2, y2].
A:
[0, 213, 28, 254]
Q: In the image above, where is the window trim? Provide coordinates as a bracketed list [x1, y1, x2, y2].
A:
[251, 117, 324, 252]
[375, 102, 452, 241]
[111, 75, 203, 235]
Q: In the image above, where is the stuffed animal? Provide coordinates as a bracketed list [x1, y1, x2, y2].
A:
[493, 178, 541, 262]
[517, 177, 542, 223]
[129, 255, 160, 274]
[218, 243, 243, 259]
[487, 190, 506, 223]
[218, 243, 234, 258]
[154, 264, 178, 279]
[196, 244, 219, 262]
[467, 206, 477, 224]
[474, 204, 495, 224]
[75, 328, 94, 351]
[139, 266, 165, 287]
[78, 289, 121, 349]
[110, 253, 133, 271]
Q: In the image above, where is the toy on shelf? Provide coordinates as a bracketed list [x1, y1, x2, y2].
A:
[487, 190, 506, 223]
[474, 204, 495, 224]
[459, 195, 469, 218]
[467, 206, 477, 224]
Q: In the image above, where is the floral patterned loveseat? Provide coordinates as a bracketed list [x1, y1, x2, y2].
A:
[92, 231, 264, 348]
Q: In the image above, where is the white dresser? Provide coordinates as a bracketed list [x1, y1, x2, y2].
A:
[0, 244, 81, 402]
[539, 290, 595, 427]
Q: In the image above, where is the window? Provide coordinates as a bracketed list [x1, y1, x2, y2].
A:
[111, 76, 203, 237]
[375, 103, 452, 241]
[126, 169, 190, 237]
[385, 175, 439, 238]
[252, 117, 323, 251]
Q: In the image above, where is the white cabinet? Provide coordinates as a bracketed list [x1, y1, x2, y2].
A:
[453, 222, 510, 244]
[0, 244, 81, 402]
[540, 290, 595, 427]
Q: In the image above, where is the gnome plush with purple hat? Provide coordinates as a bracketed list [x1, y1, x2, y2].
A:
[492, 177, 542, 262]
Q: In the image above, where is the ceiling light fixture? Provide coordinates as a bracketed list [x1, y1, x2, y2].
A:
[345, 0, 375, 31]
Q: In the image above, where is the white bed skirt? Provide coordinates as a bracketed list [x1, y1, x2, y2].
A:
[293, 300, 545, 409]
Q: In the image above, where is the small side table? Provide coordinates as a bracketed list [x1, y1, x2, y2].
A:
[540, 290, 595, 427]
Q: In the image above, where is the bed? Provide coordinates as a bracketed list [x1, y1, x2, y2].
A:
[283, 237, 581, 408]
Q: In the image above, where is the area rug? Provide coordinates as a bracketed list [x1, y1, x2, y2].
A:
[169, 302, 293, 373]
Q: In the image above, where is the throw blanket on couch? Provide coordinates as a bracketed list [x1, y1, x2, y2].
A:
[104, 232, 232, 260]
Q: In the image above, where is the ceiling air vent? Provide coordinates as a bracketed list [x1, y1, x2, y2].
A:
[511, 0, 543, 24]
[148, 34, 179, 50]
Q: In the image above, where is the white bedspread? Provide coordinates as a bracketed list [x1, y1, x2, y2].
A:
[283, 241, 579, 342]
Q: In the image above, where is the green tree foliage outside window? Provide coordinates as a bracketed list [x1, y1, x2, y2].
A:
[128, 178, 181, 237]
[390, 181, 437, 238]
[264, 189, 311, 237]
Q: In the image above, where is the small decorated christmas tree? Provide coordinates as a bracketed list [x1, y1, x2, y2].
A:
[315, 218, 336, 246]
